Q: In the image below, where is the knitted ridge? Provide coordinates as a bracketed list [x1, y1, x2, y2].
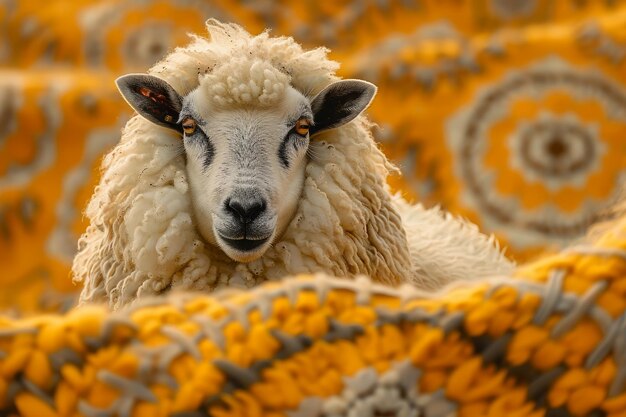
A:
[2, 220, 626, 416]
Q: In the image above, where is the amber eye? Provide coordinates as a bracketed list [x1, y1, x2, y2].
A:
[295, 118, 310, 136]
[181, 117, 196, 135]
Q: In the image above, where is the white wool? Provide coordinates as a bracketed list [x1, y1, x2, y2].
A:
[201, 58, 290, 107]
[392, 196, 514, 289]
[73, 20, 514, 309]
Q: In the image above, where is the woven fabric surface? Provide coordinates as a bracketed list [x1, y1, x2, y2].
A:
[1, 209, 626, 416]
[357, 7, 626, 261]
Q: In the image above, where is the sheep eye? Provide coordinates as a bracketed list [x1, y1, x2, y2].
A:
[182, 117, 196, 135]
[294, 118, 310, 136]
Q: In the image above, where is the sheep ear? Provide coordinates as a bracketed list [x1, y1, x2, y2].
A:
[310, 79, 377, 135]
[115, 74, 183, 133]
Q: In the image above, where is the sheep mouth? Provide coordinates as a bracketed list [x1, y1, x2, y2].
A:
[219, 235, 270, 252]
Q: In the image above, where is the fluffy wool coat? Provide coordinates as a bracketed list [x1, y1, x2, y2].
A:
[73, 20, 513, 308]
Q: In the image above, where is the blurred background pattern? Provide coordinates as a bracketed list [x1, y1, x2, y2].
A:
[2, 0, 626, 313]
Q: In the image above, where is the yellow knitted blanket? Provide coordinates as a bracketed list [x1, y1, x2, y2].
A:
[2, 217, 626, 417]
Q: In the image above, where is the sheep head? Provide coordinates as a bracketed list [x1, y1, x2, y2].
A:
[115, 63, 376, 263]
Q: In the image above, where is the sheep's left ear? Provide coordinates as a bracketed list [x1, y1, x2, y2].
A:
[310, 79, 377, 135]
[115, 73, 183, 133]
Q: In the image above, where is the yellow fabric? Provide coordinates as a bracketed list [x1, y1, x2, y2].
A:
[1, 212, 626, 415]
[2, 0, 626, 313]
[360, 10, 626, 261]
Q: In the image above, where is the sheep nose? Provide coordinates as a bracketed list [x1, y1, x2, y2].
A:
[225, 197, 266, 224]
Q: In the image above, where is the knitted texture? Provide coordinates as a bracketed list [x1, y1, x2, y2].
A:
[2, 215, 626, 416]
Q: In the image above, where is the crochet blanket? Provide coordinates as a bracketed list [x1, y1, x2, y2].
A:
[1, 216, 626, 417]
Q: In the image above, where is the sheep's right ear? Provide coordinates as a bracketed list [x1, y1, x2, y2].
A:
[115, 74, 183, 133]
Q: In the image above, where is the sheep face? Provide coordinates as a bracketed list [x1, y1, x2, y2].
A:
[115, 73, 376, 263]
[181, 85, 311, 262]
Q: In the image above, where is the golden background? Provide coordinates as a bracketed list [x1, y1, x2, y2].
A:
[2, 0, 626, 313]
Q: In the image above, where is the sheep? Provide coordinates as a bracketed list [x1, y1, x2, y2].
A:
[72, 20, 514, 309]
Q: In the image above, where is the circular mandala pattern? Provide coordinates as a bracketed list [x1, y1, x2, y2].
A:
[510, 114, 603, 189]
[120, 22, 173, 70]
[0, 73, 128, 313]
[80, 0, 232, 71]
[447, 58, 626, 246]
[0, 77, 59, 191]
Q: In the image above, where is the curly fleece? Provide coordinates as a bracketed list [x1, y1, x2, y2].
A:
[72, 20, 514, 309]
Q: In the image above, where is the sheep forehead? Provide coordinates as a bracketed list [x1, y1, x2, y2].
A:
[185, 83, 310, 128]
[197, 58, 291, 108]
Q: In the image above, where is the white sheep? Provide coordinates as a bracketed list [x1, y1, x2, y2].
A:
[72, 20, 514, 309]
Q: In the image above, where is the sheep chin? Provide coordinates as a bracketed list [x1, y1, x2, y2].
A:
[215, 232, 274, 263]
